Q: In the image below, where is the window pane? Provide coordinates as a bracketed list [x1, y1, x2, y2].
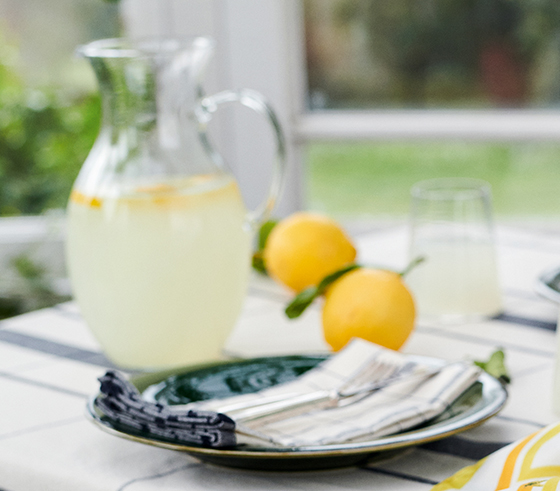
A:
[305, 142, 560, 218]
[304, 0, 560, 109]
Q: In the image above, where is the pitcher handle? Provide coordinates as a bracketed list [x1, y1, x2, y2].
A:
[197, 89, 286, 228]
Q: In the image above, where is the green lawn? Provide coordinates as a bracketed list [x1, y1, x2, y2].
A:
[305, 142, 560, 219]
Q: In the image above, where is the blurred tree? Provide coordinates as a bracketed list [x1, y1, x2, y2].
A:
[306, 0, 560, 108]
[0, 36, 100, 216]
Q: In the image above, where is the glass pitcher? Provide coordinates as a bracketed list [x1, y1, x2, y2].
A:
[66, 37, 285, 370]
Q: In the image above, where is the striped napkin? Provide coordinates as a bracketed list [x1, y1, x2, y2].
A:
[94, 371, 237, 448]
[432, 421, 560, 490]
[191, 339, 482, 447]
[93, 339, 481, 448]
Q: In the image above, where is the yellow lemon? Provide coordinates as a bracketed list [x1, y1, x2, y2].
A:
[263, 212, 356, 292]
[322, 268, 415, 351]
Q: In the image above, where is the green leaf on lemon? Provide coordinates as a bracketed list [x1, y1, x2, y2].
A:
[284, 255, 426, 319]
[285, 286, 319, 319]
[258, 219, 278, 250]
[251, 219, 278, 275]
[285, 263, 360, 319]
[251, 251, 267, 275]
[399, 256, 426, 277]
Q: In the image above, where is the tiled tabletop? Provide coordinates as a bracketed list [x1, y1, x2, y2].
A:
[1, 225, 559, 490]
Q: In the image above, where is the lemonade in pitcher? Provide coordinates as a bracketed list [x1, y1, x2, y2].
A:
[68, 38, 285, 370]
[67, 174, 251, 369]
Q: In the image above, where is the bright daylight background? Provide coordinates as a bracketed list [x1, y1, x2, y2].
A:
[303, 0, 560, 220]
[0, 0, 559, 315]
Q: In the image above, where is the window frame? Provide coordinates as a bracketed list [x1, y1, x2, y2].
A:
[297, 110, 560, 142]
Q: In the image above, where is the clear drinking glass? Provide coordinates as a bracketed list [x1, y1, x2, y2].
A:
[406, 178, 502, 323]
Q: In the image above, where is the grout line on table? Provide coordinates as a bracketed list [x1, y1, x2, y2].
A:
[415, 325, 555, 358]
[495, 414, 547, 428]
[511, 361, 554, 379]
[360, 466, 439, 486]
[0, 416, 84, 442]
[0, 370, 89, 399]
[116, 463, 200, 491]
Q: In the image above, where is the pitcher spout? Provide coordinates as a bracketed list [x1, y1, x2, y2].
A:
[76, 37, 215, 130]
[75, 36, 217, 179]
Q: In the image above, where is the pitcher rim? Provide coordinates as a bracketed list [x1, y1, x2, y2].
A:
[76, 36, 215, 59]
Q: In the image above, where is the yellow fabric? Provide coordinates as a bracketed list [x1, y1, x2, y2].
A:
[497, 433, 538, 490]
[542, 477, 560, 491]
[431, 423, 560, 491]
[431, 458, 488, 491]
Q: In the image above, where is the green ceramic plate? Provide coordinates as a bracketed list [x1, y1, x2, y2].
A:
[87, 354, 507, 471]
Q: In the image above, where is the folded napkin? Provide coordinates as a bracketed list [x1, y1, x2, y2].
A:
[432, 421, 560, 491]
[93, 339, 480, 449]
[193, 339, 481, 447]
[94, 371, 236, 448]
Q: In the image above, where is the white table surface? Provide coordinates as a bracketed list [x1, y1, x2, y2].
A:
[1, 225, 560, 490]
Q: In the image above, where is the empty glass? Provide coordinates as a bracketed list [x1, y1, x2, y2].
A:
[406, 178, 502, 323]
